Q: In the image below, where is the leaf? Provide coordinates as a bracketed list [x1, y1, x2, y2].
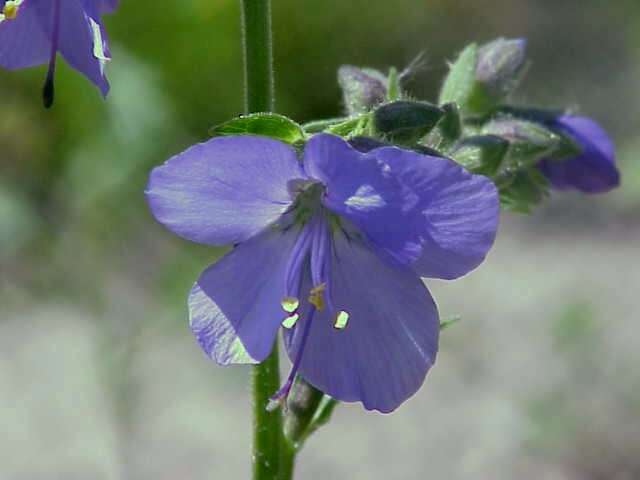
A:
[210, 113, 305, 144]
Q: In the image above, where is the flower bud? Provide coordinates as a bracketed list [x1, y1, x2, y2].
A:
[439, 38, 527, 115]
[481, 117, 561, 164]
[373, 100, 444, 144]
[338, 65, 387, 115]
[476, 38, 527, 99]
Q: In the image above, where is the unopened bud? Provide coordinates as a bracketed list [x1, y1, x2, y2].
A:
[439, 38, 527, 115]
[338, 65, 387, 115]
[374, 100, 444, 144]
[476, 37, 527, 99]
[482, 117, 561, 164]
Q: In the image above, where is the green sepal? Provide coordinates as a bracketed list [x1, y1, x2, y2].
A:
[499, 168, 549, 213]
[436, 102, 463, 146]
[451, 134, 509, 176]
[489, 105, 565, 124]
[326, 114, 370, 137]
[373, 100, 444, 144]
[439, 43, 479, 110]
[303, 117, 349, 133]
[210, 113, 305, 144]
[486, 106, 582, 159]
[481, 117, 562, 166]
[386, 67, 401, 101]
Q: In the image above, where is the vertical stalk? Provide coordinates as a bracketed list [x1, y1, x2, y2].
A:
[240, 1, 280, 479]
[241, 0, 274, 113]
[251, 347, 282, 480]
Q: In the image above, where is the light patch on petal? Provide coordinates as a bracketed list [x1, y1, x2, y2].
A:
[344, 184, 387, 211]
[189, 283, 258, 365]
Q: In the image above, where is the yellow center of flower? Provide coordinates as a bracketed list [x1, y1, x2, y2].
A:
[2, 1, 20, 19]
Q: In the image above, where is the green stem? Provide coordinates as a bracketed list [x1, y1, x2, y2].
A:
[279, 441, 296, 480]
[241, 0, 274, 113]
[240, 1, 281, 479]
[251, 346, 282, 480]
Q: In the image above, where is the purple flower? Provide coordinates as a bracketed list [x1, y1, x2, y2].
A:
[146, 133, 499, 412]
[538, 115, 620, 193]
[0, 0, 116, 106]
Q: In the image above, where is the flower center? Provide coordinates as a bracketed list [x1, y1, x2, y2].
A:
[290, 181, 324, 224]
[269, 213, 351, 410]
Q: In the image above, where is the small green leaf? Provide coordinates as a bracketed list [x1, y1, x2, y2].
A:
[440, 315, 461, 331]
[210, 113, 305, 144]
[439, 43, 478, 108]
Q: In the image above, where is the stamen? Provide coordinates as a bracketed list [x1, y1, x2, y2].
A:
[281, 313, 299, 329]
[308, 283, 326, 311]
[281, 296, 299, 313]
[333, 310, 350, 330]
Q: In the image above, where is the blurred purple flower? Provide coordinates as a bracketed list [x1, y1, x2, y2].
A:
[146, 133, 499, 412]
[0, 0, 117, 106]
[538, 115, 620, 193]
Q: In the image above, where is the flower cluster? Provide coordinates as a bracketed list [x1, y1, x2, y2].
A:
[145, 37, 621, 413]
[337, 38, 620, 208]
[0, 0, 116, 106]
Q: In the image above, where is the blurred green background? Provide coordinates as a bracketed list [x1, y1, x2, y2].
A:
[1, 0, 639, 478]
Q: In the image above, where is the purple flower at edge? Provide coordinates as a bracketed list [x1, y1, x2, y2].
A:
[145, 133, 499, 413]
[538, 115, 620, 193]
[0, 0, 117, 106]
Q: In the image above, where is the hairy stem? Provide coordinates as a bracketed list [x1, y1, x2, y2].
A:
[241, 0, 274, 113]
[251, 346, 283, 480]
